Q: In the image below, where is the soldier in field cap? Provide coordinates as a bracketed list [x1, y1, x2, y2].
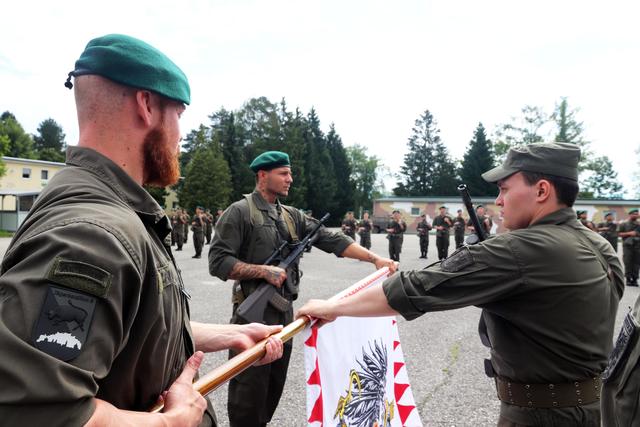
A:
[0, 34, 287, 427]
[209, 150, 397, 427]
[298, 142, 624, 427]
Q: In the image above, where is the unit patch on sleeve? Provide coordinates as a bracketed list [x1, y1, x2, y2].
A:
[32, 286, 96, 361]
[440, 247, 475, 273]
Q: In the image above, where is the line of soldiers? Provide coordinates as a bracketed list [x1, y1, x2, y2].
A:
[578, 208, 640, 286]
[169, 207, 220, 258]
[341, 211, 373, 250]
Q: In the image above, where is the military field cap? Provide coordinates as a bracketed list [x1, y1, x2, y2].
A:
[482, 142, 580, 183]
[439, 205, 447, 209]
[630, 208, 639, 214]
[392, 210, 400, 214]
[65, 34, 190, 105]
[250, 151, 291, 172]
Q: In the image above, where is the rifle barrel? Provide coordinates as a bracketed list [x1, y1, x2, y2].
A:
[457, 184, 487, 242]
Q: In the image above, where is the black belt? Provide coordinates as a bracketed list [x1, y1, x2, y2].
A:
[495, 376, 601, 408]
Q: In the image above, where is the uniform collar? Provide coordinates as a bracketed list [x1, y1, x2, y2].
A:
[529, 207, 579, 228]
[251, 190, 282, 219]
[66, 146, 168, 229]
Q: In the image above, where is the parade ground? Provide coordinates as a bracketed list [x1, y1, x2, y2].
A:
[1, 232, 634, 426]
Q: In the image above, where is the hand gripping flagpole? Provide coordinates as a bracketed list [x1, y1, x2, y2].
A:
[149, 266, 391, 413]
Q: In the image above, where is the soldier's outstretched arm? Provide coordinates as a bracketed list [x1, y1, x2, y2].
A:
[340, 243, 398, 274]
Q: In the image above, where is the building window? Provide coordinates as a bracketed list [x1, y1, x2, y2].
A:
[411, 207, 420, 216]
[41, 170, 49, 180]
[22, 168, 31, 179]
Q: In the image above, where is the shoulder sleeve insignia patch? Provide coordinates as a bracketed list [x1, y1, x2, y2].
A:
[32, 286, 96, 361]
[440, 246, 475, 273]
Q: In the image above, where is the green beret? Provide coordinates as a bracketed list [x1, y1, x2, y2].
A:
[576, 210, 586, 216]
[67, 34, 190, 104]
[482, 142, 580, 183]
[250, 151, 290, 173]
[630, 208, 639, 215]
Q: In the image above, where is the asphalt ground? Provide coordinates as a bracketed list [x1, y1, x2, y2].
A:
[0, 232, 636, 426]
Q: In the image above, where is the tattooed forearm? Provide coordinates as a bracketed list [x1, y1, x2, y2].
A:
[228, 261, 266, 281]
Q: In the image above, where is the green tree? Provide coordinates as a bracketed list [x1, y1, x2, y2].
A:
[304, 108, 337, 221]
[579, 156, 623, 199]
[326, 123, 354, 219]
[278, 101, 307, 207]
[459, 123, 497, 196]
[493, 105, 548, 161]
[0, 111, 34, 158]
[346, 144, 382, 215]
[394, 109, 457, 196]
[180, 143, 232, 213]
[33, 118, 66, 162]
[0, 134, 9, 177]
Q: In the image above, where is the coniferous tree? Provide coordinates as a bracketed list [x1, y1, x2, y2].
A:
[579, 156, 623, 199]
[0, 111, 34, 158]
[304, 108, 337, 222]
[326, 123, 354, 219]
[493, 105, 548, 162]
[180, 142, 232, 213]
[395, 110, 458, 196]
[33, 118, 66, 162]
[459, 123, 497, 196]
[278, 101, 307, 207]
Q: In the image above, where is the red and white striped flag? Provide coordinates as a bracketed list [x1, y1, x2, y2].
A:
[303, 269, 422, 426]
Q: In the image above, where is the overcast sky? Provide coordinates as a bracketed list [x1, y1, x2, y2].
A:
[2, 0, 639, 195]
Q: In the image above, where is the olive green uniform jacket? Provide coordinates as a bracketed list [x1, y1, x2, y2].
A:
[0, 147, 213, 426]
[383, 208, 624, 424]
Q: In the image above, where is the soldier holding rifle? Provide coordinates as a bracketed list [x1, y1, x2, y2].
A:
[208, 150, 396, 427]
[298, 143, 623, 426]
[432, 205, 453, 260]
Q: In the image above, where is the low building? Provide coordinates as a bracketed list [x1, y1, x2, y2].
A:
[0, 157, 66, 231]
[372, 196, 640, 234]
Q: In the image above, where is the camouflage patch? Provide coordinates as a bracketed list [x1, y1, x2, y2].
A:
[47, 257, 112, 298]
[32, 286, 96, 361]
[440, 247, 474, 272]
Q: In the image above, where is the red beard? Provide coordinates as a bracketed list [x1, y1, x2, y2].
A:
[143, 125, 180, 187]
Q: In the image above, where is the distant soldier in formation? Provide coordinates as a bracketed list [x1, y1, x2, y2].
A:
[183, 209, 190, 244]
[577, 210, 597, 231]
[386, 209, 407, 261]
[174, 208, 187, 251]
[204, 208, 214, 244]
[467, 204, 493, 237]
[432, 205, 453, 260]
[453, 209, 466, 249]
[191, 206, 205, 258]
[215, 208, 224, 227]
[358, 211, 373, 250]
[416, 213, 432, 258]
[597, 211, 618, 252]
[619, 208, 640, 286]
[341, 211, 358, 239]
[170, 208, 180, 246]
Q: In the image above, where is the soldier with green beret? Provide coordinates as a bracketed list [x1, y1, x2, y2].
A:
[208, 150, 397, 427]
[0, 34, 286, 427]
[618, 208, 640, 286]
[341, 211, 358, 239]
[298, 142, 624, 426]
[386, 209, 407, 261]
[416, 213, 432, 258]
[191, 206, 206, 258]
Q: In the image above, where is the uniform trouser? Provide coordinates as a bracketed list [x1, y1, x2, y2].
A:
[175, 233, 184, 250]
[497, 401, 600, 426]
[193, 231, 204, 256]
[455, 232, 464, 249]
[388, 236, 403, 261]
[622, 244, 640, 283]
[206, 229, 212, 244]
[184, 227, 189, 243]
[360, 233, 371, 250]
[419, 235, 428, 256]
[436, 234, 450, 260]
[607, 237, 618, 253]
[228, 303, 293, 427]
[171, 229, 176, 245]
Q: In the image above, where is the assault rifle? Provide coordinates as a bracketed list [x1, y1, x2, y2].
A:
[235, 213, 330, 324]
[457, 184, 487, 244]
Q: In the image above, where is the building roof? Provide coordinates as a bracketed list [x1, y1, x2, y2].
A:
[0, 189, 41, 197]
[2, 156, 66, 167]
[375, 196, 640, 206]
